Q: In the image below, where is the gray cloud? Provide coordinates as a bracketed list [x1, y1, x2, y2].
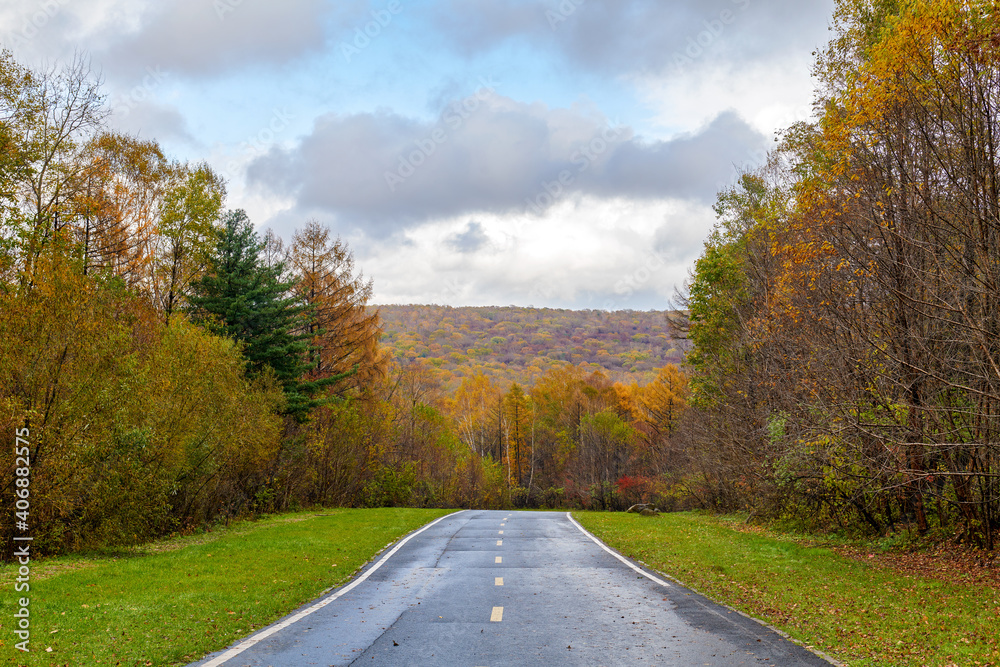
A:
[0, 0, 80, 64]
[595, 112, 764, 198]
[429, 0, 834, 75]
[109, 98, 194, 144]
[98, 0, 365, 78]
[0, 0, 367, 80]
[447, 221, 489, 253]
[246, 92, 766, 234]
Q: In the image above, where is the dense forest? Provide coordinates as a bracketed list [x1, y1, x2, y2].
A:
[379, 305, 684, 388]
[673, 0, 1000, 549]
[3, 0, 1000, 559]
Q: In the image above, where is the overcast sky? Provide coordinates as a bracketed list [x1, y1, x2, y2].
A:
[1, 0, 835, 309]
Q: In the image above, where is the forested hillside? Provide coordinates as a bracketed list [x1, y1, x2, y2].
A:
[378, 305, 684, 388]
[673, 0, 1000, 549]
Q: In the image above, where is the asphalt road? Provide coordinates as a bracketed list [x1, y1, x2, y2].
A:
[191, 510, 834, 666]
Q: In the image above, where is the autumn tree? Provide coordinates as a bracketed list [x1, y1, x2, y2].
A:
[798, 0, 1000, 543]
[69, 132, 172, 285]
[0, 244, 283, 553]
[635, 365, 687, 436]
[387, 359, 443, 462]
[188, 209, 342, 419]
[0, 52, 107, 285]
[577, 411, 636, 510]
[0, 54, 35, 281]
[287, 219, 385, 393]
[450, 373, 502, 458]
[152, 162, 226, 322]
[673, 0, 1000, 544]
[502, 383, 534, 489]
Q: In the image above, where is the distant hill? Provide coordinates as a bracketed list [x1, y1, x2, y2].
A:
[377, 305, 686, 388]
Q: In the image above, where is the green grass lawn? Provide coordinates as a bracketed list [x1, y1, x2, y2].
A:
[0, 508, 454, 666]
[575, 511, 1000, 667]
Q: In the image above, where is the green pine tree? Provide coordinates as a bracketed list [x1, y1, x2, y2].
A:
[188, 209, 349, 419]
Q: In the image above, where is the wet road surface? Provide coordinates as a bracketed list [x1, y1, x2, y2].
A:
[191, 510, 834, 666]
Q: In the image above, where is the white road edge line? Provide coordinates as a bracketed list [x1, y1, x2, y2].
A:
[199, 511, 465, 667]
[566, 514, 843, 665]
[565, 512, 671, 588]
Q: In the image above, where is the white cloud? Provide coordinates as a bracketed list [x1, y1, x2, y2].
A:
[361, 196, 713, 309]
[634, 53, 820, 142]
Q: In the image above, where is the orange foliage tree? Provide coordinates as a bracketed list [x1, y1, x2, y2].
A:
[288, 220, 386, 392]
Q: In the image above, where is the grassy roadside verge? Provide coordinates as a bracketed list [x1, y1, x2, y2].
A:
[0, 508, 454, 666]
[575, 511, 1000, 667]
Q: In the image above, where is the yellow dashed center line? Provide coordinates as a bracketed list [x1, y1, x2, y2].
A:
[491, 606, 504, 622]
[495, 577, 503, 586]
[495, 556, 502, 563]
[498, 530, 503, 534]
[497, 539, 502, 546]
